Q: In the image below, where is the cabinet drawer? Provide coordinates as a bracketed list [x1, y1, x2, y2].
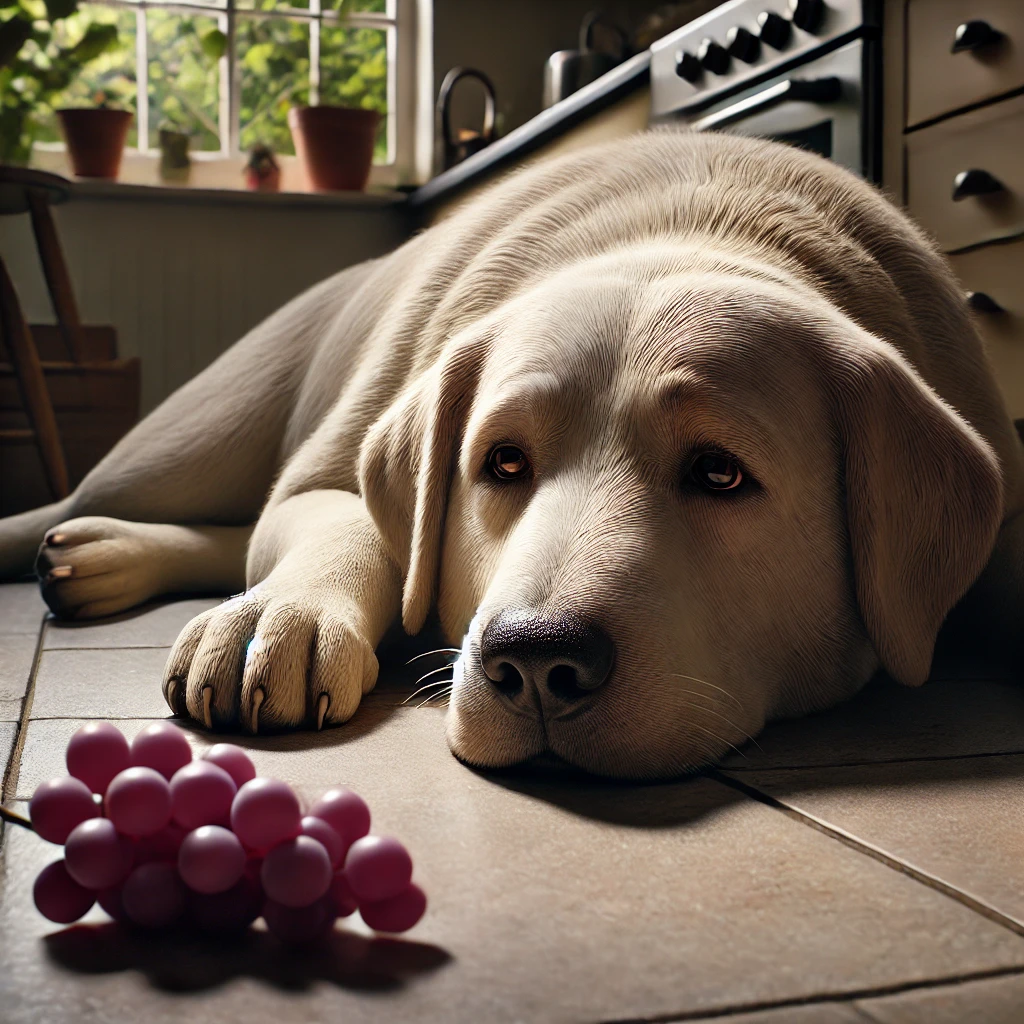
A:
[906, 94, 1024, 253]
[948, 239, 1024, 419]
[907, 0, 1024, 128]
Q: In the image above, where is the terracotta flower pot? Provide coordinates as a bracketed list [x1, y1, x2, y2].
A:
[288, 106, 380, 192]
[57, 108, 132, 179]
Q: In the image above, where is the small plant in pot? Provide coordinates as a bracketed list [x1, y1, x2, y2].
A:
[57, 88, 132, 179]
[0, 0, 122, 167]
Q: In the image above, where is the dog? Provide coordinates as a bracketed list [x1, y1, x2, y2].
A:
[1, 129, 1021, 780]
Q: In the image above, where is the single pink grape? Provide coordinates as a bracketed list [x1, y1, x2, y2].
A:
[133, 823, 185, 864]
[359, 883, 427, 934]
[187, 875, 262, 934]
[328, 871, 359, 918]
[33, 860, 97, 924]
[178, 825, 246, 894]
[344, 836, 413, 903]
[105, 767, 172, 837]
[130, 722, 192, 780]
[97, 886, 128, 922]
[262, 896, 337, 945]
[64, 818, 134, 890]
[66, 722, 131, 795]
[230, 778, 301, 851]
[299, 816, 344, 868]
[29, 777, 99, 845]
[201, 744, 256, 789]
[260, 836, 332, 908]
[169, 761, 237, 831]
[307, 788, 370, 848]
[121, 862, 185, 929]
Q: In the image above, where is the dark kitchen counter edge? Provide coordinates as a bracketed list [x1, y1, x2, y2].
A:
[407, 49, 651, 211]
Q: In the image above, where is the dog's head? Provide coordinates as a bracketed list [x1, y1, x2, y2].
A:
[360, 252, 1002, 779]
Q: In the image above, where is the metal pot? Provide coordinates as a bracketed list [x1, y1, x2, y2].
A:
[543, 12, 627, 109]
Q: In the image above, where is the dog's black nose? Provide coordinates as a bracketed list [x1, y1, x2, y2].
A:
[479, 609, 615, 706]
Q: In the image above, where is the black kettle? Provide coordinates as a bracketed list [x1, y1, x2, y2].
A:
[436, 67, 497, 172]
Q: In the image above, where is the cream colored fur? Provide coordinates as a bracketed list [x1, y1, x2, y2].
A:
[2, 129, 1021, 779]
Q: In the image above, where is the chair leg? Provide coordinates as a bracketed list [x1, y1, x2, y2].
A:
[0, 253, 69, 500]
[27, 191, 87, 364]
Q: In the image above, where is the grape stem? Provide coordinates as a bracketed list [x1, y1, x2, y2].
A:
[0, 805, 34, 830]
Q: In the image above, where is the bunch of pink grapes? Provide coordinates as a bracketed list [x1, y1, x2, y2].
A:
[29, 721, 426, 942]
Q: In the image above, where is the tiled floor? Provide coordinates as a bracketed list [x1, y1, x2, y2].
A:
[2, 582, 1024, 1023]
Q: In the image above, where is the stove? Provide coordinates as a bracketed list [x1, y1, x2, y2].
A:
[650, 0, 881, 180]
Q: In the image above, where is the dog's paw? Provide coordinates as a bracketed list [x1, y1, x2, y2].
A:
[163, 587, 378, 733]
[36, 517, 162, 619]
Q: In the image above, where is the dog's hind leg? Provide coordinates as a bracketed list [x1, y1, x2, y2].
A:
[0, 262, 376, 598]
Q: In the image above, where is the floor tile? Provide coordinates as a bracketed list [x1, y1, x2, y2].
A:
[6, 710, 1024, 1024]
[42, 597, 225, 650]
[0, 632, 36, 702]
[856, 971, 1024, 1022]
[720, 675, 1024, 771]
[0, 583, 46, 635]
[1, 720, 17, 781]
[30, 647, 173, 720]
[725, 754, 1024, 926]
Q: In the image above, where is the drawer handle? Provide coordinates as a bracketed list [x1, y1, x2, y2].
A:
[952, 169, 1006, 201]
[951, 20, 1005, 54]
[966, 291, 1005, 314]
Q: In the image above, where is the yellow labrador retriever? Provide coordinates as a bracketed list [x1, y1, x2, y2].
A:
[1, 129, 1021, 779]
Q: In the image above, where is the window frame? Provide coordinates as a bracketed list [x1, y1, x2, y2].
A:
[34, 0, 431, 188]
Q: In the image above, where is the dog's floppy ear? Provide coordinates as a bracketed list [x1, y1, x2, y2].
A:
[359, 333, 490, 634]
[827, 333, 1003, 686]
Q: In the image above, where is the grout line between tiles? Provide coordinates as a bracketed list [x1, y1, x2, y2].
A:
[723, 748, 1024, 772]
[2, 613, 46, 806]
[40, 644, 174, 652]
[600, 963, 1024, 1023]
[708, 768, 1024, 938]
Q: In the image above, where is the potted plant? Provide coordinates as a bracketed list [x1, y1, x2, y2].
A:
[57, 89, 132, 179]
[288, 105, 380, 193]
[0, 0, 121, 167]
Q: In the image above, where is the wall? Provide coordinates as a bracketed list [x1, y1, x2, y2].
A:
[432, 0, 661, 156]
[0, 194, 408, 414]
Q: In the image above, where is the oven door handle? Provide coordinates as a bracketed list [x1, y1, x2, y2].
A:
[690, 76, 843, 132]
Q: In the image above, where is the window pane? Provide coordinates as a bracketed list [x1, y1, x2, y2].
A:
[347, 0, 388, 11]
[148, 11, 221, 151]
[235, 0, 311, 14]
[237, 18, 310, 155]
[318, 24, 387, 162]
[33, 4, 138, 148]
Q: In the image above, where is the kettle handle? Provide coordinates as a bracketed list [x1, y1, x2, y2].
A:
[436, 67, 497, 148]
[579, 10, 627, 57]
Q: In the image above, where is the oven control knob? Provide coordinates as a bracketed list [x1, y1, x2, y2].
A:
[675, 49, 703, 83]
[757, 10, 792, 48]
[726, 25, 761, 63]
[789, 0, 825, 33]
[698, 38, 731, 75]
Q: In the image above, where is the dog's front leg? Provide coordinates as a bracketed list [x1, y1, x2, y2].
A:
[163, 490, 401, 732]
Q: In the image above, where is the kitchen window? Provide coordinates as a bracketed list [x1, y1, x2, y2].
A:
[32, 0, 429, 186]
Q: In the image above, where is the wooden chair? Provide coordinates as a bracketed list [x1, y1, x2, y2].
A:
[0, 166, 82, 500]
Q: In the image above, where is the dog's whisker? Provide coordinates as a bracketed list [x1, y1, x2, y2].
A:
[671, 689, 763, 750]
[664, 672, 745, 711]
[684, 719, 749, 760]
[402, 678, 455, 706]
[414, 662, 458, 687]
[416, 683, 453, 709]
[405, 648, 461, 666]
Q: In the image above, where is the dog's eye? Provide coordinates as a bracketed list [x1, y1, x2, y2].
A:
[690, 452, 744, 492]
[488, 445, 531, 481]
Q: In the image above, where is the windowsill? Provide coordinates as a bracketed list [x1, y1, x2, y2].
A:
[29, 146, 408, 209]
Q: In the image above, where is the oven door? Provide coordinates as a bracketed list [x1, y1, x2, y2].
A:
[687, 39, 876, 181]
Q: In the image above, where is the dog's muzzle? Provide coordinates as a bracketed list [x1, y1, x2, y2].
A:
[478, 608, 615, 718]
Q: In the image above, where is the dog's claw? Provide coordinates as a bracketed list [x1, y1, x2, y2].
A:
[165, 678, 179, 715]
[202, 685, 213, 729]
[250, 687, 265, 734]
[46, 533, 66, 546]
[316, 693, 329, 731]
[47, 566, 72, 579]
